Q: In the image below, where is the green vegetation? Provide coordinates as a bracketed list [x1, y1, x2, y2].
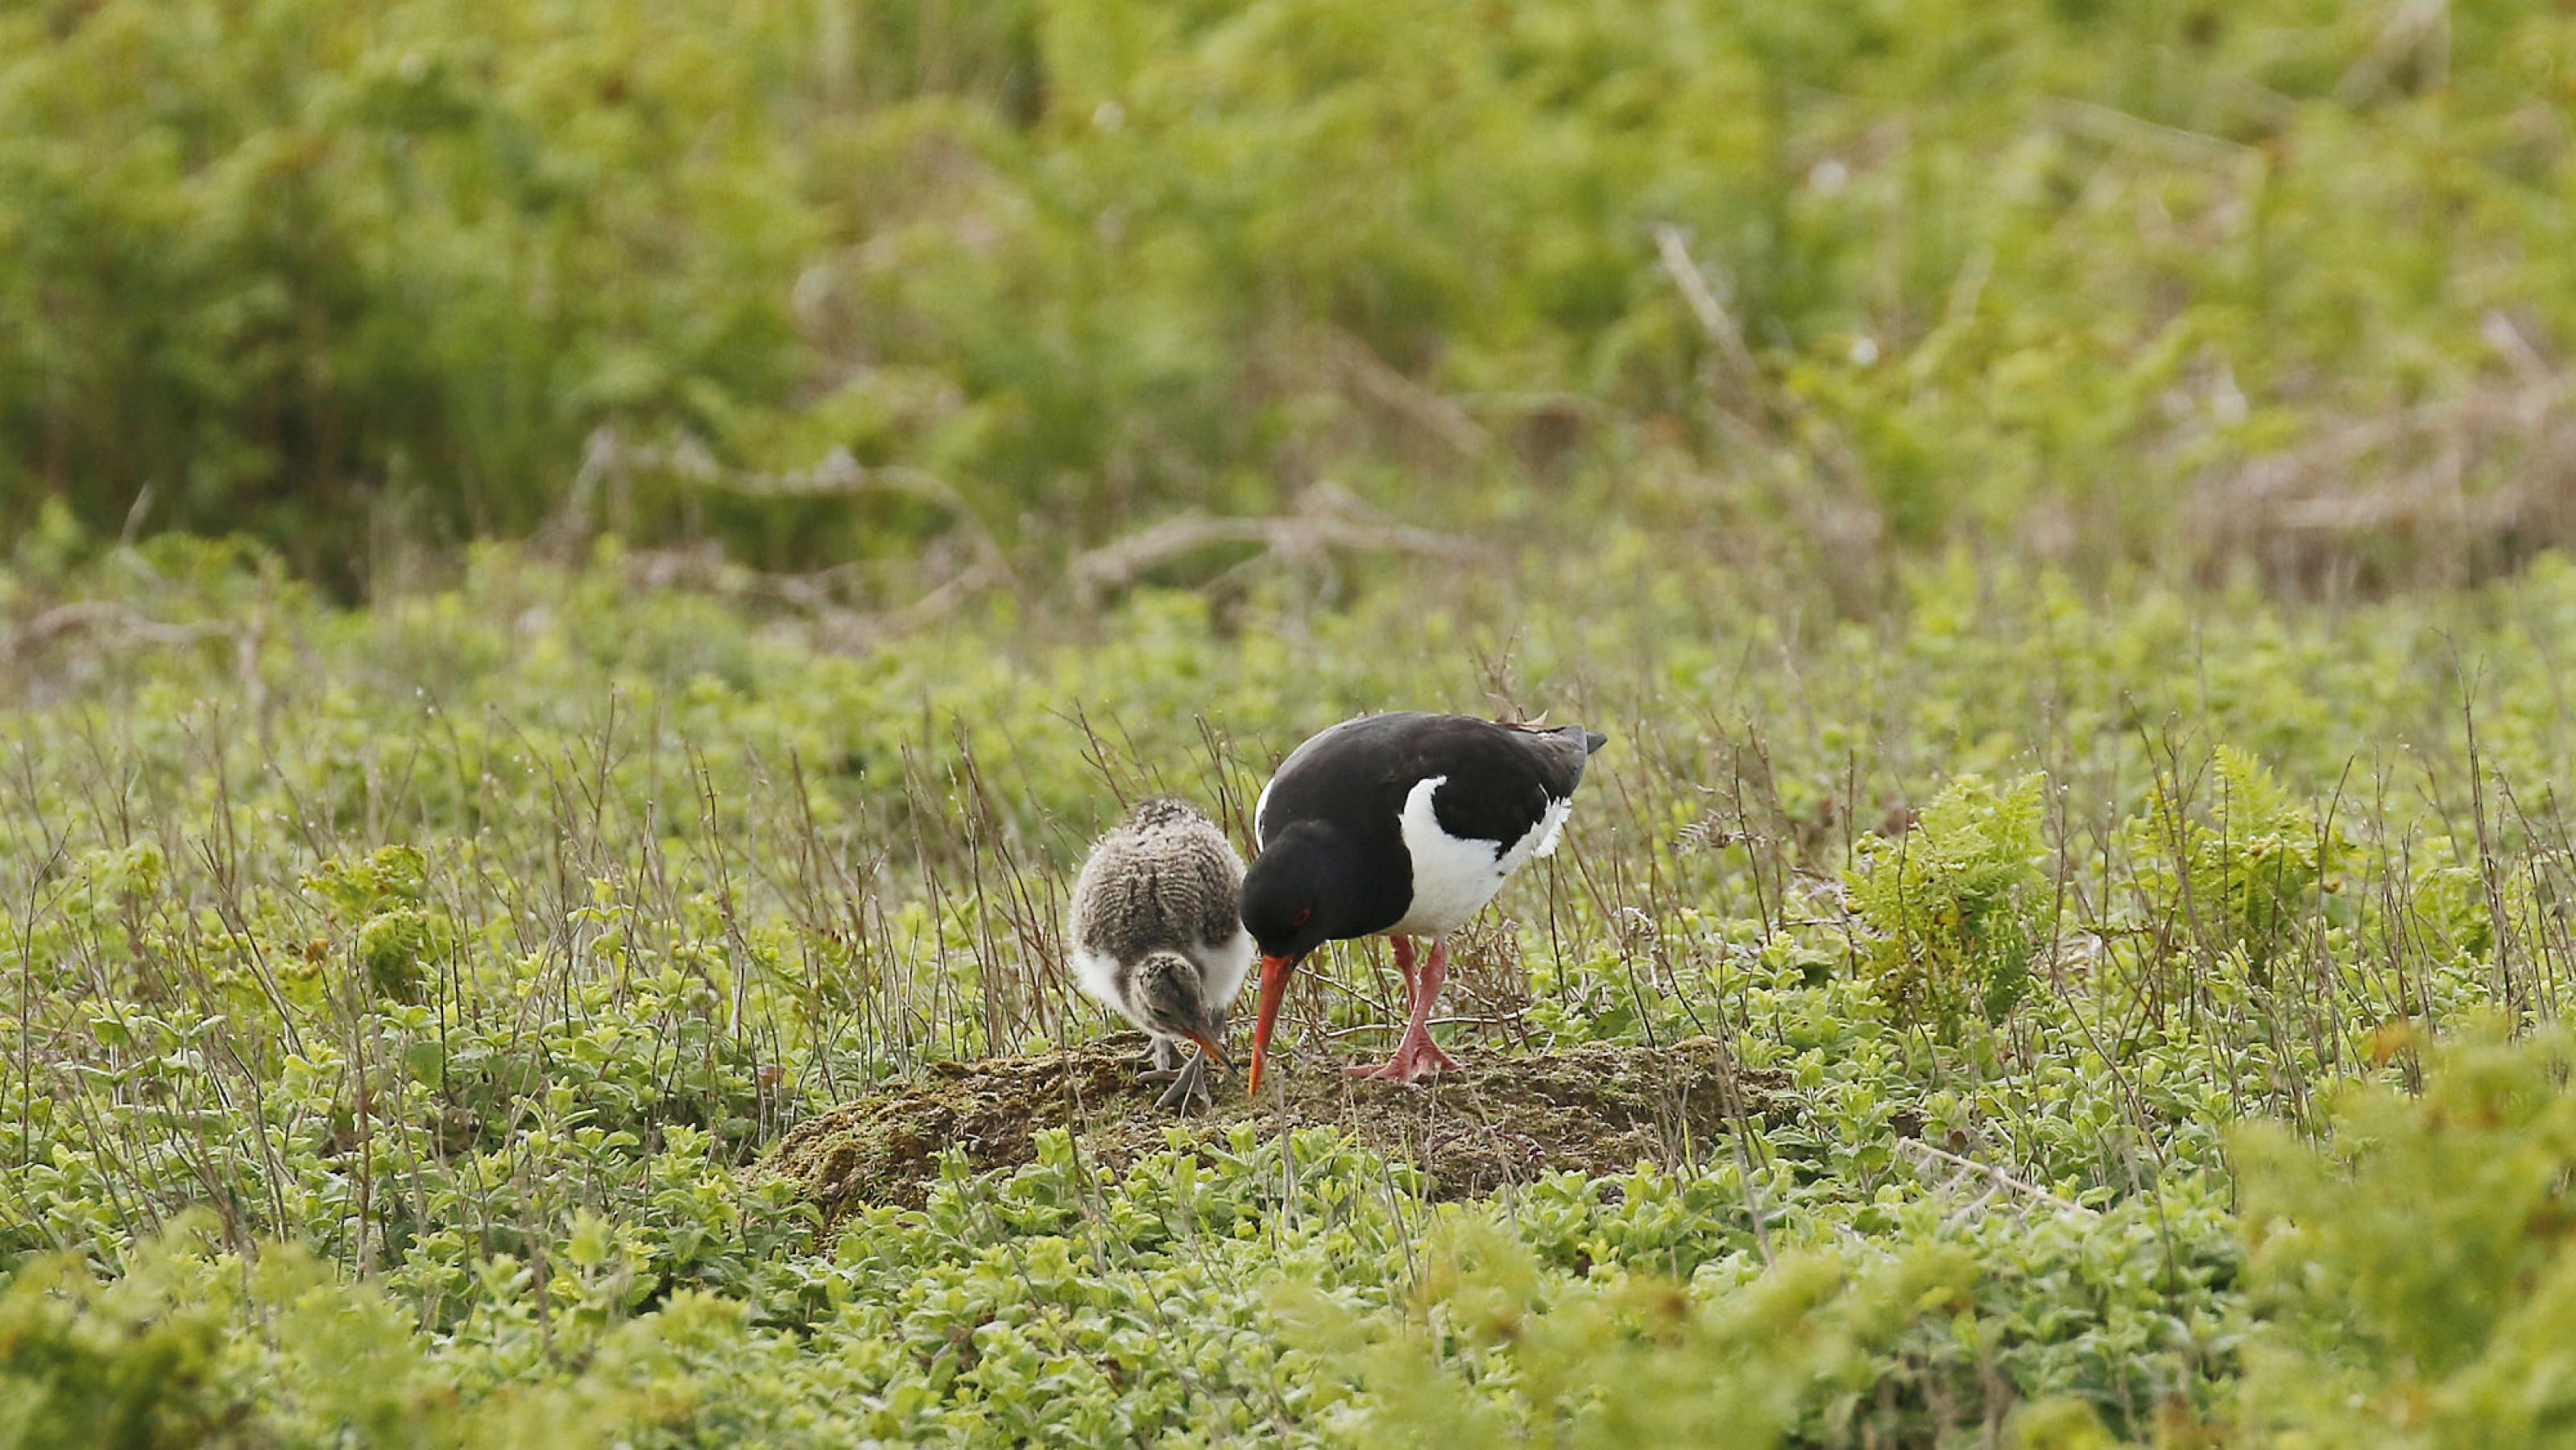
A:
[6, 528, 2576, 1442]
[1846, 772, 2051, 1035]
[9, 0, 2576, 584]
[10, 0, 2576, 1442]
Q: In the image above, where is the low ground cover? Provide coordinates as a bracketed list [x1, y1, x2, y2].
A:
[5, 535, 2574, 1442]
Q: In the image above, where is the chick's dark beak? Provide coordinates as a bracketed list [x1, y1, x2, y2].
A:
[1247, 952, 1301, 1094]
[1187, 1025, 1233, 1074]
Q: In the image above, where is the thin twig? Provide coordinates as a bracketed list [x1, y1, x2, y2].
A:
[1901, 1137, 2098, 1216]
[2039, 97, 2250, 165]
[1067, 483, 1484, 607]
[1321, 329, 1493, 459]
[1651, 223, 1760, 379]
[3, 602, 234, 670]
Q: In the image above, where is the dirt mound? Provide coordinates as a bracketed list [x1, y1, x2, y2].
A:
[764, 1034, 1791, 1228]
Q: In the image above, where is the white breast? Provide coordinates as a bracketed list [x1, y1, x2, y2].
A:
[1197, 926, 1254, 1017]
[1069, 927, 1254, 1033]
[1070, 940, 1142, 1030]
[1386, 776, 1572, 937]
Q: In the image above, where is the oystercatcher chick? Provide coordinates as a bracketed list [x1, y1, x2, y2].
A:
[1067, 798, 1252, 1111]
[1240, 713, 1606, 1089]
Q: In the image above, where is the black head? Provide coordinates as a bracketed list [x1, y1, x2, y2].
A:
[1240, 823, 1386, 1092]
[1240, 836, 1336, 963]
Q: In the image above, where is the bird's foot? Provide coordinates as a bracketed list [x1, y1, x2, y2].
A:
[1151, 1050, 1216, 1112]
[1345, 1030, 1460, 1083]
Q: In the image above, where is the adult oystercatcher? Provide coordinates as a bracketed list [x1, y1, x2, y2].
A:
[1067, 797, 1253, 1110]
[1240, 712, 1606, 1089]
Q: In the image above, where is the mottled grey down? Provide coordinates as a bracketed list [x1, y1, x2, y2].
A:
[1066, 793, 1257, 1046]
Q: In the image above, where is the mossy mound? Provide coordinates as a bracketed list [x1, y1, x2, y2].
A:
[763, 1034, 1792, 1227]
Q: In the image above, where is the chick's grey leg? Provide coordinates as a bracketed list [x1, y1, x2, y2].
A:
[1153, 1047, 1215, 1112]
[1139, 1036, 1182, 1080]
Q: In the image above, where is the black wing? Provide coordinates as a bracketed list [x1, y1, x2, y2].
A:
[1258, 713, 1603, 851]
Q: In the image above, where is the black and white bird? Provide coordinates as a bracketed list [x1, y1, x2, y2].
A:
[1240, 712, 1606, 1090]
[1067, 797, 1253, 1110]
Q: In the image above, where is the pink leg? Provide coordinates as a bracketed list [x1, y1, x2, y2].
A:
[1348, 937, 1463, 1083]
[1345, 936, 1417, 1076]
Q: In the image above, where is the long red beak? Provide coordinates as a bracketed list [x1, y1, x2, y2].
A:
[1247, 953, 1298, 1094]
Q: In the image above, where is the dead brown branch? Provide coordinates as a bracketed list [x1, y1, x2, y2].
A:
[556, 427, 1015, 650]
[2038, 97, 2251, 165]
[9, 601, 228, 657]
[1, 600, 260, 715]
[1320, 329, 1493, 460]
[1651, 223, 1761, 381]
[553, 428, 1007, 570]
[2183, 371, 2576, 592]
[557, 436, 1485, 640]
[1066, 483, 1488, 608]
[1901, 1137, 2099, 1219]
[2333, 0, 2450, 109]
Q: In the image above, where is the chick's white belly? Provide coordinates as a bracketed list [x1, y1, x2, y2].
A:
[1200, 927, 1254, 1016]
[1070, 943, 1150, 1032]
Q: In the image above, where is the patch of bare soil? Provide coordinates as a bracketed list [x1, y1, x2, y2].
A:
[764, 1034, 1791, 1228]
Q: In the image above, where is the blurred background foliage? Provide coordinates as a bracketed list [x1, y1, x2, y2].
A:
[8, 0, 2576, 588]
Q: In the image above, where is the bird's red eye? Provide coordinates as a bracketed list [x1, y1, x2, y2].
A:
[1291, 907, 1312, 928]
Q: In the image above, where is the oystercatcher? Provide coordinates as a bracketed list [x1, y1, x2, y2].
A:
[1067, 797, 1253, 1110]
[1240, 713, 1606, 1089]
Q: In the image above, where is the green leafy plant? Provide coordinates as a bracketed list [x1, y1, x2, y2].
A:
[1847, 773, 2052, 1036]
[0, 1245, 238, 1449]
[2127, 747, 2346, 976]
[13, 0, 2576, 585]
[1286, 1216, 1980, 1448]
[2232, 1023, 2576, 1448]
[4, 503, 2576, 1440]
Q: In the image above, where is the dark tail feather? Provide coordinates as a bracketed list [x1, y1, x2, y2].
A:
[1550, 724, 1608, 785]
[1511, 719, 1609, 778]
[1554, 724, 1605, 756]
